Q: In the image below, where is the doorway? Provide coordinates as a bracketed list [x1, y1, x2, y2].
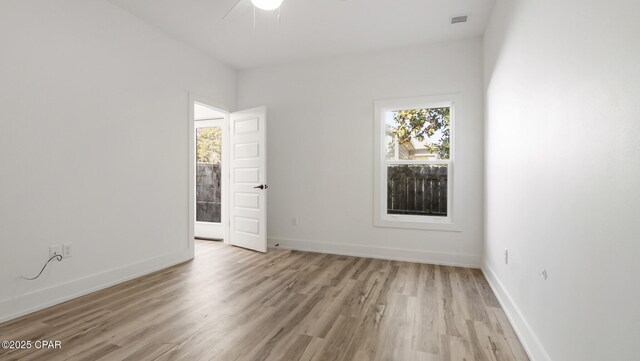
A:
[189, 97, 268, 253]
[193, 102, 229, 241]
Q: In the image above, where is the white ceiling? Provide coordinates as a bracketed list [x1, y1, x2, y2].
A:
[109, 0, 495, 69]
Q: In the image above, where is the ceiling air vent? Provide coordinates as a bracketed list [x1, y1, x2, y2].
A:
[450, 15, 468, 24]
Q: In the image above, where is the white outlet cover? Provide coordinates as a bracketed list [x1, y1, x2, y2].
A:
[49, 245, 62, 257]
[62, 243, 72, 258]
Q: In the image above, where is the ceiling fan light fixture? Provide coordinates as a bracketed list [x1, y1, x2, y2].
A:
[251, 0, 283, 11]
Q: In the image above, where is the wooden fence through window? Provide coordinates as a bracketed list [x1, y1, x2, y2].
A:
[387, 164, 448, 217]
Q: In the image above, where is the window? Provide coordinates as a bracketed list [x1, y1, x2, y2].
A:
[374, 95, 458, 231]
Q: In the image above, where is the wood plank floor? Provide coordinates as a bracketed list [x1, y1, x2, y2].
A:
[0, 240, 529, 361]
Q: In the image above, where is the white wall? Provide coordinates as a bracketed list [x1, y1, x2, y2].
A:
[237, 38, 484, 267]
[483, 0, 640, 360]
[0, 0, 235, 322]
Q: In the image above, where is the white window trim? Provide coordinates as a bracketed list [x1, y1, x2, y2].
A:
[373, 94, 461, 232]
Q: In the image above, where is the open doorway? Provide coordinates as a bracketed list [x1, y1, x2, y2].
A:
[193, 101, 229, 242]
[189, 97, 268, 253]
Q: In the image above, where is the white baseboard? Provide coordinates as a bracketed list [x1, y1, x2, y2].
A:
[0, 249, 194, 324]
[268, 237, 481, 268]
[481, 264, 552, 361]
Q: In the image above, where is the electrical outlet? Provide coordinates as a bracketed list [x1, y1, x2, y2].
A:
[292, 217, 298, 226]
[49, 245, 62, 257]
[62, 243, 72, 258]
[504, 248, 509, 265]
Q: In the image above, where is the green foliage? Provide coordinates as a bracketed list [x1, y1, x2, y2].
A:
[392, 107, 450, 159]
[196, 128, 222, 164]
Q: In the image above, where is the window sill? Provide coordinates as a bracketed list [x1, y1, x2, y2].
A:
[374, 217, 462, 232]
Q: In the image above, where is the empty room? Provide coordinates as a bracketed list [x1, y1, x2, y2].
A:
[0, 0, 638, 360]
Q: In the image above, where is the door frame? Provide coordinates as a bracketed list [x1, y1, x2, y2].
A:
[188, 94, 231, 255]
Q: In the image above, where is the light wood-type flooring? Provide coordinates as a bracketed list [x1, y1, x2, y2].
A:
[0, 240, 529, 361]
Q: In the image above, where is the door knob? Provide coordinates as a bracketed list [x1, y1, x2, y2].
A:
[253, 184, 269, 190]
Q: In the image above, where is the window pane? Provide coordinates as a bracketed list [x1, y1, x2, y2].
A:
[196, 127, 222, 223]
[385, 107, 450, 160]
[387, 164, 447, 217]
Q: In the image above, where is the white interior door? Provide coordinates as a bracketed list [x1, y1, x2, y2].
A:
[229, 107, 267, 252]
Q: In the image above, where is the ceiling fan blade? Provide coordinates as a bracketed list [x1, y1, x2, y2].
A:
[222, 0, 244, 20]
